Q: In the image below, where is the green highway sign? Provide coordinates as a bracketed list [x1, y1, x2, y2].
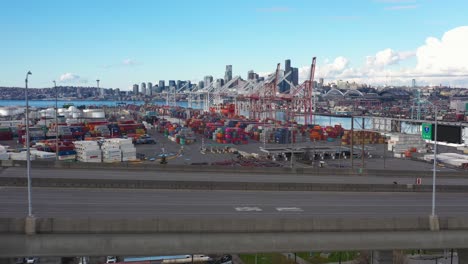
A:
[421, 123, 433, 140]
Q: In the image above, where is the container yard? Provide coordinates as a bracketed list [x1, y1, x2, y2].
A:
[0, 101, 466, 170]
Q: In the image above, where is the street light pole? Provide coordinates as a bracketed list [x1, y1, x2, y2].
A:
[290, 126, 294, 169]
[25, 71, 32, 217]
[53, 81, 58, 161]
[432, 106, 438, 217]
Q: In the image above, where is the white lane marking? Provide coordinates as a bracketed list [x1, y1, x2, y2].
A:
[235, 207, 263, 212]
[276, 207, 304, 212]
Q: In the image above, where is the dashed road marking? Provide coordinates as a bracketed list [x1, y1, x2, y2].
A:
[235, 207, 263, 212]
[276, 207, 304, 212]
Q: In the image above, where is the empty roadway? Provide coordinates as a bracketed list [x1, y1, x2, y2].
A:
[1, 167, 468, 186]
[1, 187, 468, 218]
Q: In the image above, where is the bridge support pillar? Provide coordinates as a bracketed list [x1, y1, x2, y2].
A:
[459, 249, 468, 264]
[0, 259, 14, 264]
[372, 250, 393, 264]
[25, 216, 36, 235]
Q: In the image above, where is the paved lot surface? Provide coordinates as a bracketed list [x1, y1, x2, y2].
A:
[1, 131, 466, 171]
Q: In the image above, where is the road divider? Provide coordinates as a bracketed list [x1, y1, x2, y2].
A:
[1, 160, 468, 178]
[1, 176, 468, 193]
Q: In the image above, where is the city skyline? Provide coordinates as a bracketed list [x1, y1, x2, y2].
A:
[1, 0, 468, 89]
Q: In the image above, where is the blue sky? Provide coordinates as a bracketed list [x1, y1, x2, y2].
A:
[1, 0, 468, 89]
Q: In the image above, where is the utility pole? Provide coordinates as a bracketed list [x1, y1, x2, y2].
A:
[290, 126, 294, 169]
[350, 116, 354, 169]
[361, 118, 365, 170]
[25, 71, 32, 217]
[432, 106, 438, 217]
[53, 81, 58, 161]
[383, 136, 387, 168]
[263, 115, 266, 149]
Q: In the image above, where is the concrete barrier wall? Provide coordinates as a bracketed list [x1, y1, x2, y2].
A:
[4, 231, 468, 257]
[2, 176, 468, 192]
[2, 216, 468, 234]
[3, 217, 468, 257]
[2, 160, 467, 177]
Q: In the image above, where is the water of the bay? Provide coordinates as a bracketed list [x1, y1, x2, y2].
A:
[1, 99, 421, 132]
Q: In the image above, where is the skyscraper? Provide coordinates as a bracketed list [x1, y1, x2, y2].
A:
[279, 59, 299, 93]
[198, 81, 204, 89]
[285, 59, 291, 73]
[281, 59, 292, 93]
[141, 82, 146, 95]
[147, 82, 153, 96]
[159, 80, 165, 92]
[319, 78, 324, 88]
[292, 67, 299, 86]
[204, 76, 213, 87]
[168, 80, 176, 88]
[248, 70, 255, 80]
[215, 79, 224, 88]
[224, 65, 232, 84]
[132, 84, 139, 94]
[155, 85, 162, 93]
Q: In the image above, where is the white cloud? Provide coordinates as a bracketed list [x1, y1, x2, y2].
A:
[258, 71, 272, 77]
[298, 57, 350, 82]
[123, 59, 137, 65]
[102, 58, 139, 69]
[60, 73, 78, 81]
[297, 26, 468, 87]
[365, 48, 415, 68]
[416, 26, 468, 74]
[59, 73, 86, 83]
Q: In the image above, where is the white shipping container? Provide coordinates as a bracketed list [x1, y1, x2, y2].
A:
[58, 154, 76, 161]
[31, 150, 56, 159]
[0, 153, 9, 160]
[440, 153, 468, 161]
[78, 159, 101, 163]
[103, 149, 121, 154]
[9, 152, 36, 161]
[78, 150, 101, 156]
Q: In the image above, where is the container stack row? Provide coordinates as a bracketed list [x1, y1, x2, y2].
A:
[211, 127, 248, 145]
[0, 145, 8, 160]
[94, 125, 111, 138]
[424, 153, 468, 168]
[341, 130, 386, 145]
[117, 138, 137, 161]
[74, 141, 102, 163]
[0, 127, 13, 140]
[388, 133, 427, 156]
[101, 139, 123, 163]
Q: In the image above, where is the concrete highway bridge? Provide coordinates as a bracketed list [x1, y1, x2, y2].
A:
[1, 163, 468, 263]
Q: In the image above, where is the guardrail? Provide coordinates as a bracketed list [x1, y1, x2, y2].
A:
[1, 160, 467, 178]
[2, 216, 468, 234]
[1, 176, 468, 192]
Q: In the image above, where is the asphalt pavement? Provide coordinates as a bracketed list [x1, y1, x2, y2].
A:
[1, 187, 468, 218]
[1, 167, 467, 186]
